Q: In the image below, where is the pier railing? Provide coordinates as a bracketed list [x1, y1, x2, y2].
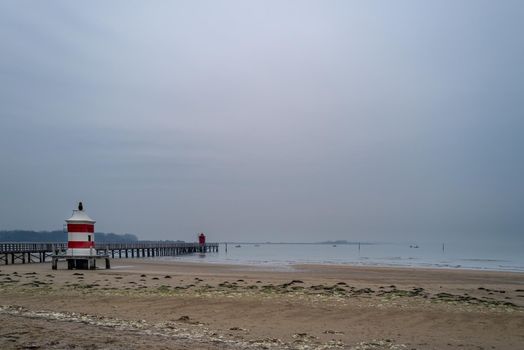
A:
[95, 242, 217, 249]
[0, 241, 219, 265]
[0, 242, 67, 253]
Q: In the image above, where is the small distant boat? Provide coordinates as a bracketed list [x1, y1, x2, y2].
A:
[332, 245, 337, 247]
[235, 245, 241, 248]
[410, 245, 419, 248]
[254, 244, 260, 247]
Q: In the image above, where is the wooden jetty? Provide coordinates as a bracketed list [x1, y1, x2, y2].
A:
[0, 242, 219, 266]
[0, 243, 64, 265]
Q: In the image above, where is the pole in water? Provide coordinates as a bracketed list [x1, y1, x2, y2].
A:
[358, 242, 360, 252]
[442, 243, 445, 252]
[225, 243, 228, 253]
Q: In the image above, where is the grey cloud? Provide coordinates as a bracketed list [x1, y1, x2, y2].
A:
[0, 1, 523, 243]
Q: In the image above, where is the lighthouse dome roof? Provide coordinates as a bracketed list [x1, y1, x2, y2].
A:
[66, 210, 95, 223]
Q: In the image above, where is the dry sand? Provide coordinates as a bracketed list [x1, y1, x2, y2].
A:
[1, 259, 523, 349]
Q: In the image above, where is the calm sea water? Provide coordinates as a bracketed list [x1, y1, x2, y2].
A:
[159, 241, 524, 272]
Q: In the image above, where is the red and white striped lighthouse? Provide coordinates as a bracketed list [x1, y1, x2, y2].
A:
[66, 202, 95, 257]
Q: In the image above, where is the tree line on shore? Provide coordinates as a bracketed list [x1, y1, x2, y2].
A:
[0, 230, 138, 243]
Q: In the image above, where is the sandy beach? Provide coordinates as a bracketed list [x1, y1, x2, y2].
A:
[1, 260, 523, 349]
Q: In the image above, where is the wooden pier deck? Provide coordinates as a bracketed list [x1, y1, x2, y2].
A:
[0, 242, 219, 265]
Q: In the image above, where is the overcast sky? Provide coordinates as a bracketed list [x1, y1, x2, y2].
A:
[0, 1, 523, 243]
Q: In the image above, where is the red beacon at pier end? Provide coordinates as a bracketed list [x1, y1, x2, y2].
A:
[198, 232, 206, 246]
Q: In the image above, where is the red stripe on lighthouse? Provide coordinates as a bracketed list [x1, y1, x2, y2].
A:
[68, 241, 94, 248]
[67, 224, 94, 233]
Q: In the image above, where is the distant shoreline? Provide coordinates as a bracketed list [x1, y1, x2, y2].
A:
[221, 241, 377, 245]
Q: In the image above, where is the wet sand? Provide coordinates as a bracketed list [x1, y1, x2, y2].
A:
[1, 259, 523, 349]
